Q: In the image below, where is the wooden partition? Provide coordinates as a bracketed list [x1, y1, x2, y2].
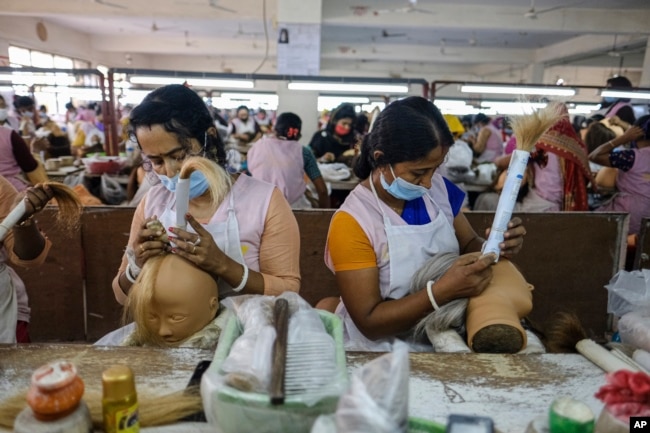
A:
[14, 207, 628, 342]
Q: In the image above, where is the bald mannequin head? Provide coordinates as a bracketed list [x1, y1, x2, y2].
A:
[126, 254, 218, 347]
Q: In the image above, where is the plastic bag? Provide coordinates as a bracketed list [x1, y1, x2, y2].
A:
[317, 341, 409, 433]
[100, 174, 126, 205]
[605, 269, 650, 317]
[618, 311, 650, 352]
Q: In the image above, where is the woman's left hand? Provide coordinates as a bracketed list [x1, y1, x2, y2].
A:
[168, 213, 230, 276]
[485, 216, 526, 259]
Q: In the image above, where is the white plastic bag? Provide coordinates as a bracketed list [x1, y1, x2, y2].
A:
[605, 269, 650, 317]
[100, 174, 126, 205]
[330, 341, 410, 433]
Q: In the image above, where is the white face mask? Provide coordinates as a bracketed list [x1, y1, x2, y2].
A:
[0, 108, 7, 121]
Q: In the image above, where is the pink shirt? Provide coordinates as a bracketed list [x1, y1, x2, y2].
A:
[247, 136, 306, 204]
[0, 127, 29, 192]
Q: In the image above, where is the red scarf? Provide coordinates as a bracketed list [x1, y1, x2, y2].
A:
[533, 116, 594, 211]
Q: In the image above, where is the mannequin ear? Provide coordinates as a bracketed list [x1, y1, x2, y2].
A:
[209, 296, 218, 316]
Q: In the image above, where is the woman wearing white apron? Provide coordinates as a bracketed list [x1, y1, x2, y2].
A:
[323, 97, 530, 352]
[110, 85, 300, 314]
[0, 177, 53, 343]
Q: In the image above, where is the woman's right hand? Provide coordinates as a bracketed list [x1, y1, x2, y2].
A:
[134, 216, 169, 268]
[434, 252, 495, 305]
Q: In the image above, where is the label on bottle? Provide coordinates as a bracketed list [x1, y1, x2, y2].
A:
[105, 402, 139, 433]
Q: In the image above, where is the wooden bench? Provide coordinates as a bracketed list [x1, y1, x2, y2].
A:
[14, 208, 628, 342]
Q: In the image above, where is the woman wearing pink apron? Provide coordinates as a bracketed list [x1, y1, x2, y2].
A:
[324, 97, 531, 352]
[111, 85, 300, 311]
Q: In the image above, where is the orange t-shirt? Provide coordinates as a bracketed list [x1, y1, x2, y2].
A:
[328, 211, 377, 272]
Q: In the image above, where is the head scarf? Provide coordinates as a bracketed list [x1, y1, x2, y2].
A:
[533, 115, 594, 211]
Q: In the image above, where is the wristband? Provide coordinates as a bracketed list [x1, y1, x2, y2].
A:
[125, 247, 142, 279]
[426, 280, 440, 311]
[125, 264, 138, 284]
[232, 263, 249, 292]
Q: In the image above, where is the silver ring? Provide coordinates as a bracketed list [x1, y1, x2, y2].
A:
[192, 244, 197, 254]
[194, 237, 201, 246]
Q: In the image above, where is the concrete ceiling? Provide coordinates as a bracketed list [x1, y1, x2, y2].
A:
[0, 0, 649, 85]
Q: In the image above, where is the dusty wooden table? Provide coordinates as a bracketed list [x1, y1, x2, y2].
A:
[0, 345, 607, 433]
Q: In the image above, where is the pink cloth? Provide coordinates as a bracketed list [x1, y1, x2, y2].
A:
[530, 152, 563, 211]
[598, 147, 650, 235]
[476, 124, 504, 163]
[144, 174, 274, 273]
[247, 136, 306, 204]
[0, 127, 29, 192]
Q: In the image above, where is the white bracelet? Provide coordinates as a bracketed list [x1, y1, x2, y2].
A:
[232, 263, 249, 292]
[426, 280, 440, 311]
[125, 264, 138, 284]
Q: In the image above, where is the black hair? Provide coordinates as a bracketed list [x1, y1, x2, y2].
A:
[354, 96, 454, 180]
[65, 102, 75, 110]
[129, 84, 226, 167]
[274, 112, 302, 140]
[14, 96, 34, 109]
[473, 113, 490, 125]
[607, 76, 633, 88]
[326, 103, 357, 142]
[634, 114, 650, 140]
[355, 113, 369, 135]
[236, 105, 249, 114]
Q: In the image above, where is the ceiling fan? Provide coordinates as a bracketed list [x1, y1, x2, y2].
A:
[606, 35, 645, 58]
[518, 0, 584, 20]
[93, 0, 127, 9]
[374, 0, 436, 16]
[208, 0, 235, 13]
[381, 29, 407, 38]
[150, 21, 178, 33]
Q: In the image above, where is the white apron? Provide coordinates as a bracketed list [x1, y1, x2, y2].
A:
[0, 262, 18, 343]
[338, 179, 459, 351]
[158, 189, 245, 298]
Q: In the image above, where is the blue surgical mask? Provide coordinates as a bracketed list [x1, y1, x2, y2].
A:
[23, 111, 34, 118]
[602, 96, 616, 104]
[380, 165, 428, 201]
[156, 170, 209, 198]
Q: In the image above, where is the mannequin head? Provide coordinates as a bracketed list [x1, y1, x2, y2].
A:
[126, 253, 219, 347]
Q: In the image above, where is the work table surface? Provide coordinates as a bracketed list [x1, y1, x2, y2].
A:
[0, 344, 607, 432]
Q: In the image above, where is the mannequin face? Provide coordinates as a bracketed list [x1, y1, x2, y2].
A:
[139, 254, 218, 346]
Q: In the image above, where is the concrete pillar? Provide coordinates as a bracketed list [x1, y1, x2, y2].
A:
[528, 63, 545, 84]
[276, 82, 319, 143]
[0, 38, 10, 66]
[638, 38, 650, 88]
[276, 0, 322, 139]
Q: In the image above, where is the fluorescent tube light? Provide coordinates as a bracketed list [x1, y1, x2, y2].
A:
[0, 73, 76, 86]
[289, 82, 408, 93]
[129, 76, 254, 89]
[317, 96, 370, 111]
[601, 90, 650, 100]
[461, 84, 575, 97]
[568, 104, 600, 115]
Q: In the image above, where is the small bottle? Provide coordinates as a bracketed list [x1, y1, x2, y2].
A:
[102, 365, 140, 433]
[14, 360, 92, 433]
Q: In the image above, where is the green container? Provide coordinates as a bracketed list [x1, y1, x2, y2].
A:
[204, 309, 348, 433]
[408, 416, 446, 433]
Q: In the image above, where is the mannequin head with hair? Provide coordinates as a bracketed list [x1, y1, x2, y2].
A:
[124, 253, 219, 347]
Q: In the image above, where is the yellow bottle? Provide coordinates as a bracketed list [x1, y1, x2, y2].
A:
[102, 365, 140, 433]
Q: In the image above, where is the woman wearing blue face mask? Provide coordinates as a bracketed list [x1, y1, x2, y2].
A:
[111, 84, 300, 307]
[322, 96, 530, 352]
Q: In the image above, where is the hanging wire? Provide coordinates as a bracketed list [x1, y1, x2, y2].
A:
[251, 0, 269, 74]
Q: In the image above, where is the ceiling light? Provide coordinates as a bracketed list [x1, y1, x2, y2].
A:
[0, 73, 76, 86]
[461, 84, 576, 97]
[289, 82, 409, 93]
[601, 90, 650, 100]
[129, 76, 254, 89]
